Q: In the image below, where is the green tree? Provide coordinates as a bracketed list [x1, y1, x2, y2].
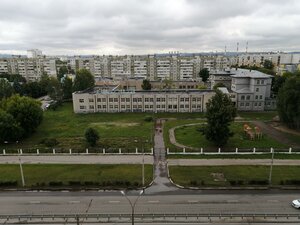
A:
[141, 79, 151, 90]
[1, 95, 43, 136]
[213, 82, 226, 90]
[277, 76, 300, 129]
[199, 68, 210, 82]
[84, 127, 99, 147]
[263, 60, 274, 70]
[46, 77, 63, 101]
[202, 90, 237, 146]
[0, 109, 23, 143]
[73, 69, 95, 92]
[0, 79, 14, 100]
[62, 76, 73, 99]
[57, 65, 68, 81]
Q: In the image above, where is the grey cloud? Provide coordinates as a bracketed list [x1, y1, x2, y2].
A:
[0, 0, 299, 55]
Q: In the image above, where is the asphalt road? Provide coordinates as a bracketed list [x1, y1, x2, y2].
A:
[0, 190, 299, 215]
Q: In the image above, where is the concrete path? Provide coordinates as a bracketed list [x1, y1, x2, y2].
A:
[168, 158, 300, 166]
[145, 119, 178, 194]
[0, 155, 154, 164]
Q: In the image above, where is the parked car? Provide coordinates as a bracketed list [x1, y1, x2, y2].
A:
[292, 199, 300, 209]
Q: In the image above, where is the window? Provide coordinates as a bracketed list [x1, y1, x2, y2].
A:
[157, 98, 160, 102]
[126, 98, 130, 102]
[173, 105, 177, 109]
[97, 98, 101, 102]
[114, 98, 118, 102]
[109, 98, 113, 102]
[256, 80, 260, 85]
[150, 105, 153, 108]
[197, 105, 201, 109]
[109, 105, 113, 109]
[138, 98, 142, 102]
[79, 106, 86, 109]
[180, 98, 184, 101]
[197, 97, 201, 101]
[145, 98, 149, 102]
[260, 95, 263, 100]
[102, 105, 106, 109]
[245, 103, 249, 106]
[240, 103, 244, 106]
[161, 98, 166, 102]
[185, 104, 189, 108]
[168, 105, 172, 109]
[114, 105, 118, 109]
[261, 80, 264, 84]
[145, 105, 149, 109]
[258, 102, 262, 106]
[254, 103, 257, 106]
[180, 105, 184, 108]
[256, 88, 259, 92]
[133, 98, 137, 102]
[161, 105, 165, 108]
[102, 98, 106, 102]
[185, 98, 189, 101]
[255, 95, 258, 100]
[241, 95, 245, 100]
[79, 99, 84, 103]
[192, 97, 196, 101]
[157, 105, 161, 109]
[246, 96, 250, 100]
[89, 98, 94, 103]
[150, 98, 153, 102]
[89, 105, 94, 109]
[121, 105, 125, 109]
[121, 98, 125, 102]
[192, 105, 196, 108]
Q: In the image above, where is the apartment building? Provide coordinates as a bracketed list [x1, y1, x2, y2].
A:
[209, 70, 234, 89]
[73, 89, 215, 113]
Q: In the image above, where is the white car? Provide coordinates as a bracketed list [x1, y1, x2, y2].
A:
[292, 199, 300, 209]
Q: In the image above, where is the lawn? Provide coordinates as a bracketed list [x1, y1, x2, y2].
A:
[169, 165, 300, 187]
[172, 121, 288, 151]
[237, 111, 278, 121]
[0, 164, 153, 189]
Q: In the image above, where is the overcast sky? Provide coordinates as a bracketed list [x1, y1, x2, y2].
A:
[0, 0, 300, 55]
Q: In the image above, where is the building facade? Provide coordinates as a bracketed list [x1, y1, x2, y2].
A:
[73, 89, 215, 113]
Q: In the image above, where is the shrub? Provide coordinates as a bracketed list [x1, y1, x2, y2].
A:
[248, 180, 268, 185]
[49, 181, 63, 186]
[68, 181, 81, 186]
[40, 138, 59, 147]
[144, 116, 153, 122]
[190, 180, 198, 186]
[0, 180, 18, 187]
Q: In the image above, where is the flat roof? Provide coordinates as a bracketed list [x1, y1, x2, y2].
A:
[230, 69, 273, 78]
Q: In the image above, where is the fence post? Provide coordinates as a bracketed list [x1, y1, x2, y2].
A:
[167, 148, 169, 154]
[235, 148, 238, 154]
[53, 149, 55, 154]
[218, 148, 221, 154]
[253, 148, 256, 153]
[136, 148, 138, 154]
[289, 147, 292, 154]
[3, 149, 5, 155]
[19, 149, 22, 155]
[103, 148, 105, 154]
[119, 148, 121, 154]
[151, 147, 153, 155]
[86, 148, 89, 154]
[69, 149, 72, 154]
[37, 149, 39, 155]
[183, 148, 185, 154]
[200, 148, 203, 154]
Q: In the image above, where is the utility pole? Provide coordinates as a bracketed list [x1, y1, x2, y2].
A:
[121, 190, 143, 225]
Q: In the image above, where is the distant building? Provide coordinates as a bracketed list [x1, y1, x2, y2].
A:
[27, 49, 43, 58]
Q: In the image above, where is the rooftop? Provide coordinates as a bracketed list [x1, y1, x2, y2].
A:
[230, 69, 273, 79]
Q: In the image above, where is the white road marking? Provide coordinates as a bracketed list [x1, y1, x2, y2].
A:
[109, 200, 120, 203]
[227, 200, 239, 203]
[29, 201, 41, 204]
[69, 201, 80, 204]
[148, 200, 159, 203]
[188, 200, 198, 203]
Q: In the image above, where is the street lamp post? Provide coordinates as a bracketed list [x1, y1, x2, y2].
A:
[121, 190, 143, 225]
[268, 148, 274, 186]
[135, 139, 148, 187]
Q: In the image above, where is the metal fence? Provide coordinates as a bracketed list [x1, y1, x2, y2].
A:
[1, 147, 154, 155]
[167, 147, 300, 155]
[1, 213, 300, 224]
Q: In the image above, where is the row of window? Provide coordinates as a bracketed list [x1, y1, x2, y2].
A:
[79, 97, 202, 103]
[79, 104, 201, 110]
[241, 95, 263, 100]
[240, 102, 262, 107]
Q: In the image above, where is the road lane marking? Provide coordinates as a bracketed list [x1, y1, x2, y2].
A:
[29, 201, 40, 204]
[69, 201, 80, 204]
[148, 200, 159, 203]
[188, 200, 198, 203]
[227, 200, 239, 203]
[109, 200, 120, 203]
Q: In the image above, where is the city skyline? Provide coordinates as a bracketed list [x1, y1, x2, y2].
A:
[0, 0, 300, 55]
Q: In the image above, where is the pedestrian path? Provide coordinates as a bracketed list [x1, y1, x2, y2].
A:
[145, 119, 178, 194]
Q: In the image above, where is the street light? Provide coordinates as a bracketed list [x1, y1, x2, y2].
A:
[134, 139, 148, 187]
[121, 190, 144, 225]
[268, 148, 274, 186]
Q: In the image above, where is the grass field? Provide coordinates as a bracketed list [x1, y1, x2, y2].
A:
[0, 164, 153, 188]
[169, 165, 300, 187]
[174, 122, 288, 150]
[237, 111, 278, 121]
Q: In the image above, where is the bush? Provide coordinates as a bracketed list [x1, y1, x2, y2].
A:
[144, 116, 153, 122]
[283, 180, 300, 185]
[49, 181, 63, 186]
[0, 180, 18, 187]
[40, 138, 59, 147]
[248, 180, 268, 185]
[85, 127, 99, 147]
[84, 181, 98, 186]
[190, 180, 198, 186]
[68, 181, 81, 186]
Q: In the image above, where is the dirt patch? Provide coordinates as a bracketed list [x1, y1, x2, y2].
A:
[90, 122, 140, 127]
[270, 122, 300, 136]
[211, 173, 226, 182]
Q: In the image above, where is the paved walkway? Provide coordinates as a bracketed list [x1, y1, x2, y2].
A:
[0, 155, 154, 164]
[145, 119, 178, 194]
[168, 158, 300, 166]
